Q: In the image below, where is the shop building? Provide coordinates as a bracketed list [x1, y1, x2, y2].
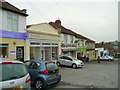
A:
[0, 1, 28, 61]
[26, 23, 60, 61]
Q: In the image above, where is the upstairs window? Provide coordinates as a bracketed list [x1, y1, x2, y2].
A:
[7, 13, 18, 31]
[7, 13, 13, 30]
[64, 34, 67, 43]
[70, 36, 74, 43]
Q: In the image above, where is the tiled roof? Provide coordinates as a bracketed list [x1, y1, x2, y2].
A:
[95, 43, 113, 49]
[86, 38, 95, 43]
[0, 0, 28, 16]
[49, 21, 76, 35]
[49, 20, 95, 43]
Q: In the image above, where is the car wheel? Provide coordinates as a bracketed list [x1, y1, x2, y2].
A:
[108, 59, 111, 61]
[55, 78, 61, 84]
[35, 79, 43, 90]
[72, 64, 77, 69]
[57, 62, 61, 67]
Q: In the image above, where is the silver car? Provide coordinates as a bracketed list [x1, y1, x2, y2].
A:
[57, 55, 84, 68]
[100, 56, 114, 61]
[0, 58, 31, 89]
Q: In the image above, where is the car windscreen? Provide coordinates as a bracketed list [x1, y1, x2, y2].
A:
[0, 63, 28, 81]
[46, 63, 58, 71]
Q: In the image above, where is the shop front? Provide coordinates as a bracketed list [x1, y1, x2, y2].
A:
[0, 30, 28, 61]
[77, 47, 87, 57]
[61, 47, 77, 58]
[77, 47, 87, 61]
[29, 39, 59, 61]
[26, 23, 60, 61]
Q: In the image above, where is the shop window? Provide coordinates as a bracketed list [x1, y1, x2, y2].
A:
[42, 43, 50, 45]
[52, 47, 58, 60]
[0, 44, 8, 58]
[52, 43, 58, 45]
[31, 43, 40, 45]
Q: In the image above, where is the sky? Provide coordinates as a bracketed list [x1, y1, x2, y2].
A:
[6, 0, 119, 43]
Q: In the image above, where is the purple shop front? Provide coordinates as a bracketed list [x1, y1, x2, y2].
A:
[0, 30, 28, 39]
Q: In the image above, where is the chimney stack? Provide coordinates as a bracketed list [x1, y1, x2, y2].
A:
[22, 9, 27, 14]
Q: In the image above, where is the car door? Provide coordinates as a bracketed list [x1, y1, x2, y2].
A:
[64, 56, 73, 66]
[24, 61, 40, 82]
[101, 56, 105, 60]
[59, 56, 66, 65]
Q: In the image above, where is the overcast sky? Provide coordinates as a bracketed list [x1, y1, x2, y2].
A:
[6, 0, 118, 42]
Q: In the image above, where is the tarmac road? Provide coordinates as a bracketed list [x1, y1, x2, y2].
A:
[32, 60, 118, 89]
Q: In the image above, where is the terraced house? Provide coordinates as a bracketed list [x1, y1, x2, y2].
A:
[49, 20, 95, 60]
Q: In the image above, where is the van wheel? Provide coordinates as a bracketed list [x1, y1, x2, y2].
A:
[72, 64, 77, 69]
[35, 79, 43, 90]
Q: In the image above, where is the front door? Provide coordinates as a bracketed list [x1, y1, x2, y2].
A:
[16, 47, 24, 62]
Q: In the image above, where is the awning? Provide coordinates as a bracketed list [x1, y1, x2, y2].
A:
[62, 47, 77, 52]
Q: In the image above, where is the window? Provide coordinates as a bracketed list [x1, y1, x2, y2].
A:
[64, 34, 67, 43]
[7, 13, 13, 30]
[0, 44, 8, 58]
[46, 62, 58, 71]
[70, 36, 74, 43]
[13, 15, 18, 30]
[29, 62, 40, 69]
[7, 13, 18, 31]
[24, 61, 31, 69]
[60, 56, 64, 59]
[1, 63, 27, 81]
[66, 57, 72, 61]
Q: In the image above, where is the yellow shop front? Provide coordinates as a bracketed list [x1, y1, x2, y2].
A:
[26, 23, 60, 61]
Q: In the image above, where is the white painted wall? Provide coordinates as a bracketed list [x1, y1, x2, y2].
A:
[18, 15, 26, 32]
[1, 9, 26, 32]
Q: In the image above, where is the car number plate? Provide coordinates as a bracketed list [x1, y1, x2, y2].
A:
[51, 74, 56, 78]
[4, 86, 21, 90]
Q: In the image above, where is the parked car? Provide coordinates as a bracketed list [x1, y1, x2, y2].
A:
[57, 55, 84, 69]
[0, 58, 31, 89]
[100, 56, 114, 61]
[24, 60, 61, 89]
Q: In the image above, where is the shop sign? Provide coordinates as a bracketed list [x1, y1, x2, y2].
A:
[77, 48, 86, 52]
[10, 51, 16, 54]
[29, 33, 40, 38]
[0, 30, 28, 39]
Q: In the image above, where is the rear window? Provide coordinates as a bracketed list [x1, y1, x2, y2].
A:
[1, 63, 28, 81]
[46, 63, 58, 71]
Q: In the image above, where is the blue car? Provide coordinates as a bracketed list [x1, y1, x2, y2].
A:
[24, 60, 61, 89]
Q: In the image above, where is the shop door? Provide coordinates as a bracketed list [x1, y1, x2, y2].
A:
[16, 47, 24, 62]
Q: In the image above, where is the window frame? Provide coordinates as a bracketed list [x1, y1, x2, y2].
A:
[7, 12, 19, 31]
